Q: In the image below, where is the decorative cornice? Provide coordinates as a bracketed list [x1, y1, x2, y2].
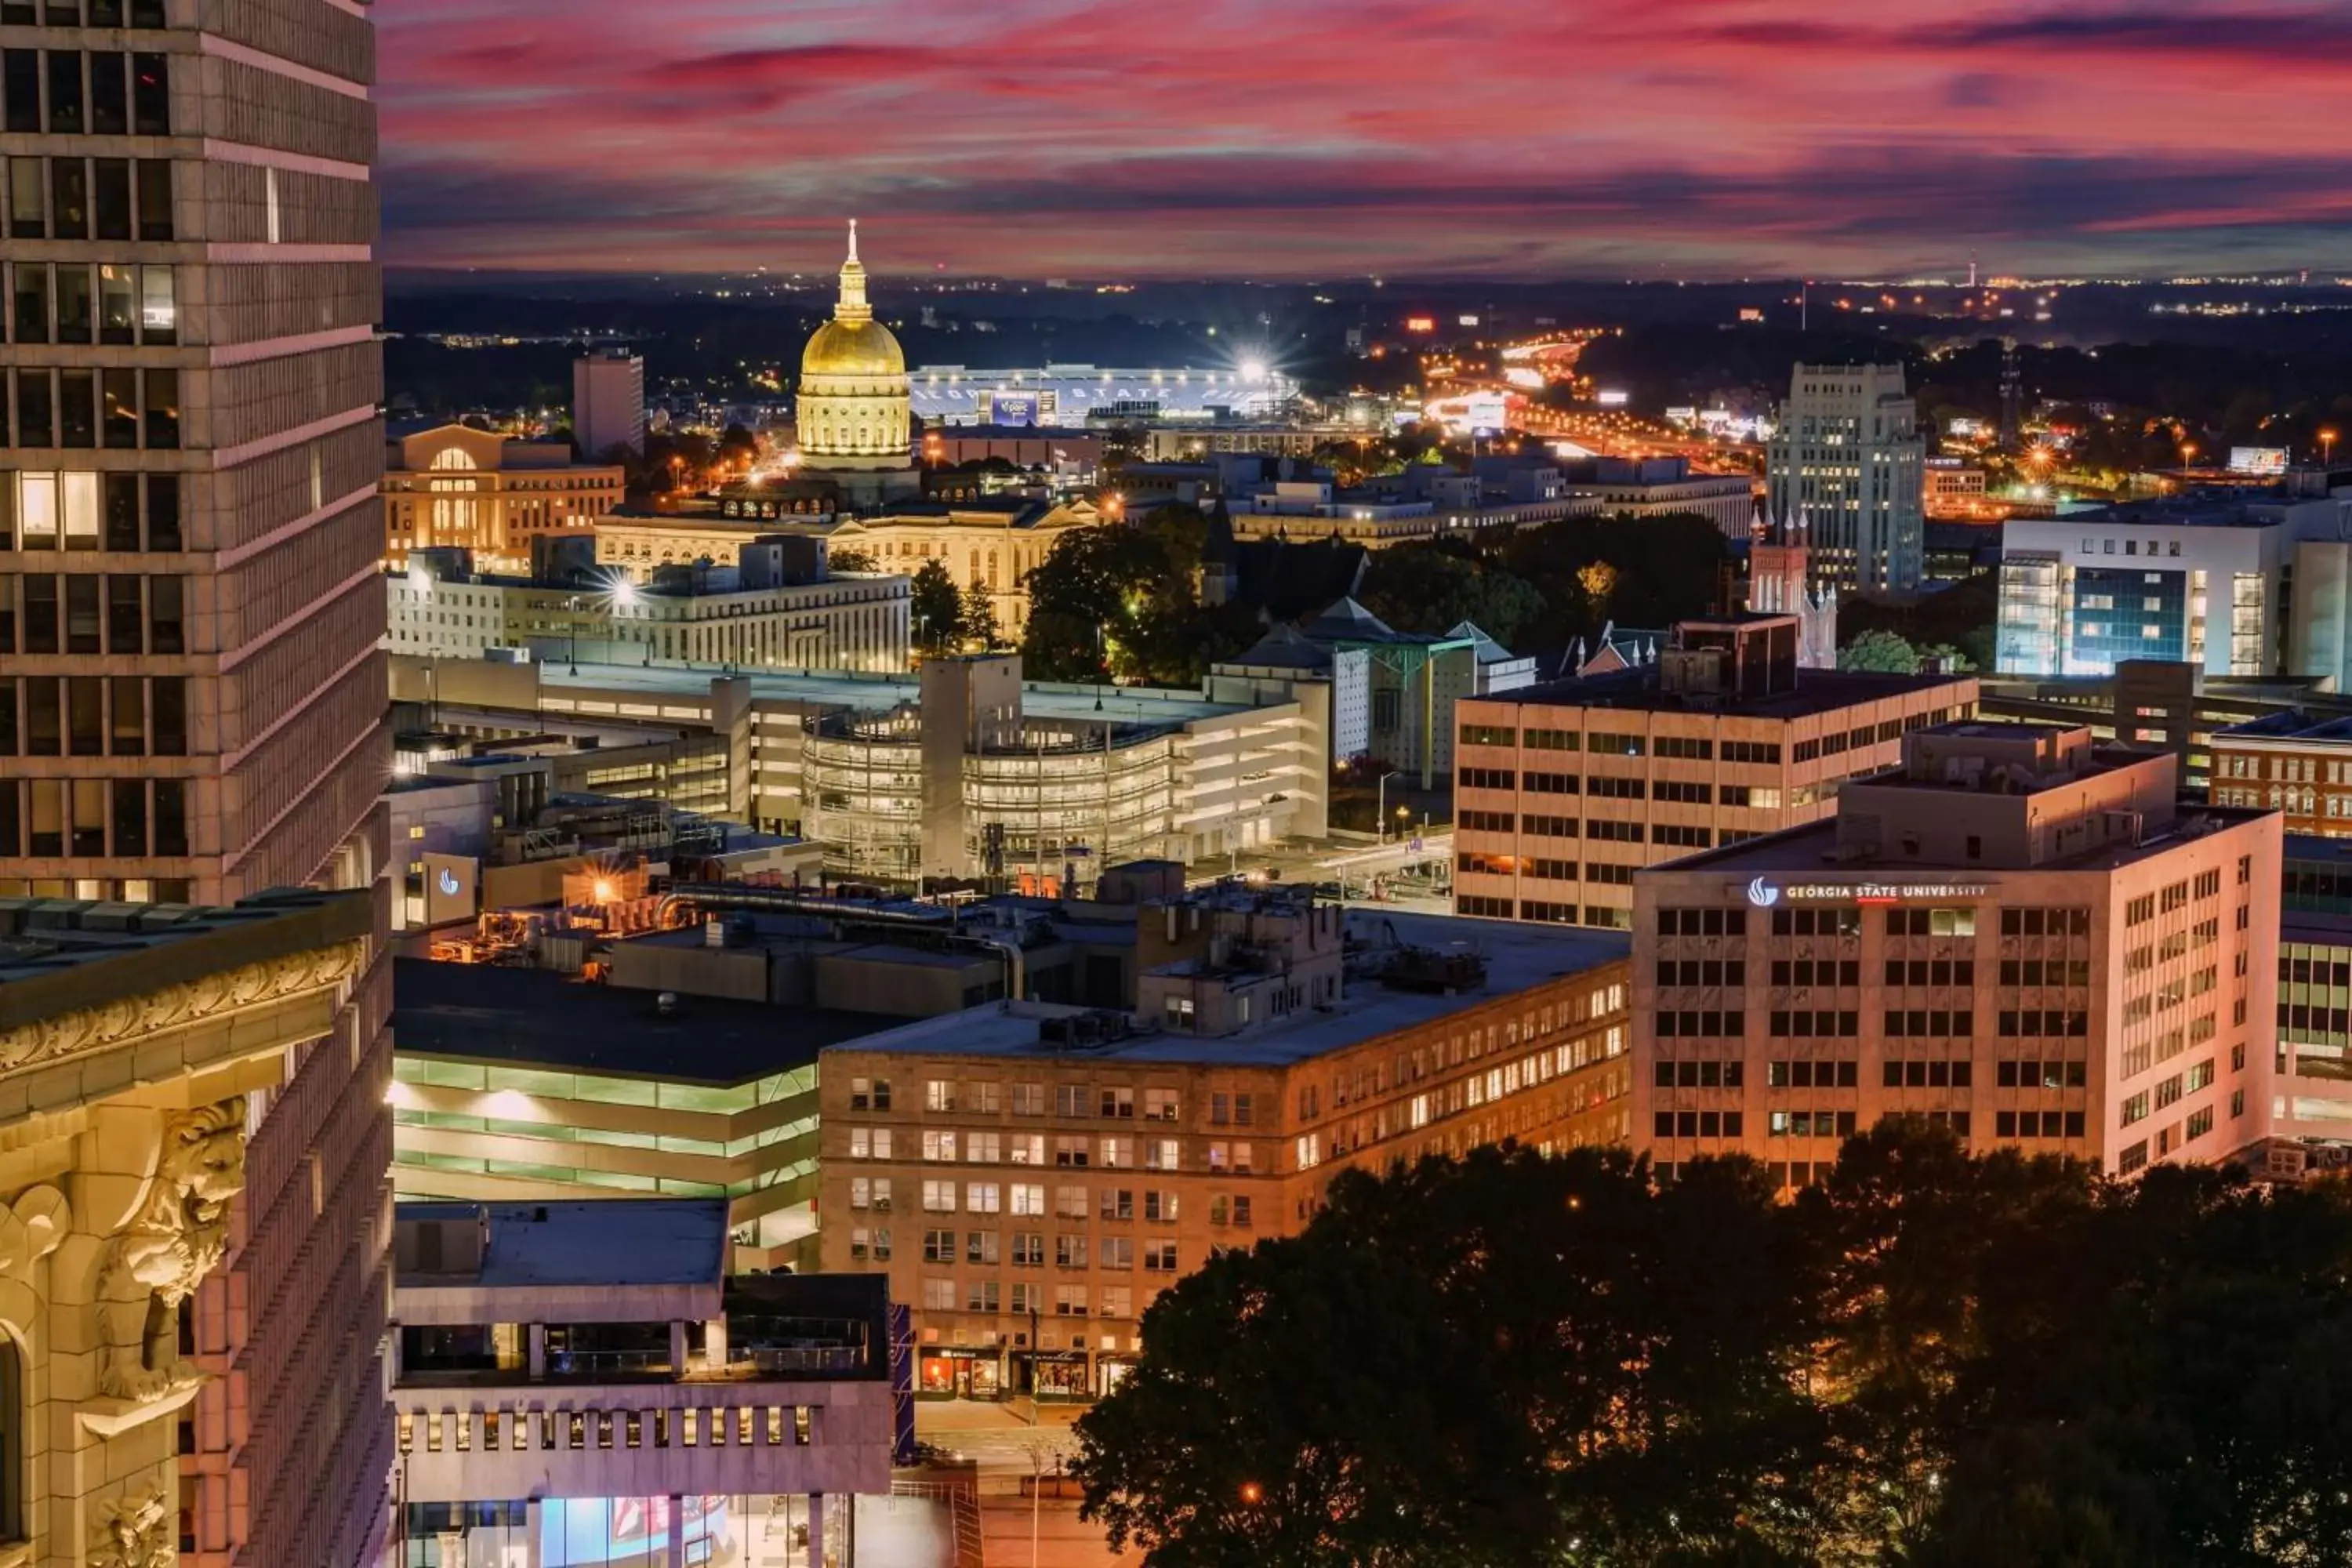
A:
[0, 939, 365, 1081]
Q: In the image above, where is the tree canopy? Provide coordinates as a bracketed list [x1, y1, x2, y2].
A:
[1022, 506, 1258, 684]
[1075, 1123, 2352, 1568]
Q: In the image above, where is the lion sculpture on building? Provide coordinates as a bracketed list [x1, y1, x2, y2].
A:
[97, 1098, 249, 1401]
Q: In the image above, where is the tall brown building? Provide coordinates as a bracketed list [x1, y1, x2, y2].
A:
[0, 2, 391, 1563]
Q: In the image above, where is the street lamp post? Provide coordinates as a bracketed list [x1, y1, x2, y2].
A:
[1376, 771, 1402, 844]
[2323, 428, 2339, 469]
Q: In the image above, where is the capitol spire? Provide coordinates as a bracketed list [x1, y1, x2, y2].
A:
[836, 218, 872, 322]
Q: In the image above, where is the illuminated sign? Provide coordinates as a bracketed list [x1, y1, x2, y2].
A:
[1405, 316, 1436, 334]
[1457, 314, 1480, 328]
[1737, 307, 1766, 323]
[1739, 880, 1988, 906]
[2228, 446, 2288, 475]
[1595, 390, 1630, 407]
[986, 391, 1042, 427]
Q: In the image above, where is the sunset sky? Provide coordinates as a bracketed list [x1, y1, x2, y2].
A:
[377, 0, 2352, 279]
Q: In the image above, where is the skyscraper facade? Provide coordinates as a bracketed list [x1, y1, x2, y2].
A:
[0, 2, 392, 1562]
[573, 346, 644, 459]
[1765, 363, 1926, 597]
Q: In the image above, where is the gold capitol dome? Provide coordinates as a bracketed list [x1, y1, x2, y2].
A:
[801, 220, 905, 378]
[797, 220, 913, 478]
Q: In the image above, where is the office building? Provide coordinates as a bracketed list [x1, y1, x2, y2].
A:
[390, 1198, 900, 1566]
[826, 495, 1111, 635]
[1633, 722, 2281, 1185]
[2, 9, 394, 1563]
[388, 546, 911, 674]
[797, 223, 920, 506]
[388, 652, 1332, 879]
[1561, 456, 1758, 538]
[1765, 363, 1926, 595]
[816, 892, 1634, 1396]
[1745, 512, 1837, 668]
[2209, 710, 2352, 833]
[0, 890, 380, 1565]
[2277, 835, 2352, 1147]
[1454, 616, 1978, 931]
[596, 510, 833, 581]
[388, 887, 1148, 1262]
[381, 423, 628, 575]
[1994, 492, 2352, 680]
[574, 347, 647, 459]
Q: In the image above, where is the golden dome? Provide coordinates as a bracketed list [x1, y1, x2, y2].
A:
[803, 317, 905, 379]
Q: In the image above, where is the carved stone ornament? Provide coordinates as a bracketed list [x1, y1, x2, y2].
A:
[96, 1100, 248, 1402]
[0, 938, 364, 1076]
[0, 1185, 68, 1279]
[89, 1482, 170, 1568]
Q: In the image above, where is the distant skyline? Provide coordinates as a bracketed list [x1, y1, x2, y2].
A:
[379, 0, 2352, 280]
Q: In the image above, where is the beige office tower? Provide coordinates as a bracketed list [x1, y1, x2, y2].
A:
[0, 0, 393, 1563]
[1635, 724, 2281, 1185]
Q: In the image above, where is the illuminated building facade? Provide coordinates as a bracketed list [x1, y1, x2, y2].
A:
[826, 495, 1110, 633]
[1453, 616, 1977, 931]
[382, 424, 627, 574]
[390, 1199, 899, 1567]
[1765, 364, 1926, 595]
[1633, 722, 2280, 1186]
[816, 896, 1632, 1397]
[574, 347, 646, 459]
[797, 223, 920, 506]
[0, 4, 396, 1561]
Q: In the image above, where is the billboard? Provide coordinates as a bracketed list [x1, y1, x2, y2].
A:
[2229, 446, 2288, 476]
[985, 391, 1044, 427]
[420, 853, 477, 927]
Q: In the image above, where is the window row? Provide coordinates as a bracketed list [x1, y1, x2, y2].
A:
[2, 49, 170, 138]
[0, 573, 186, 655]
[1653, 1109, 1746, 1140]
[1653, 1059, 1746, 1088]
[0, 470, 180, 553]
[8, 261, 175, 346]
[1652, 1010, 1744, 1038]
[5, 154, 173, 241]
[1996, 1109, 2085, 1139]
[908, 1182, 1188, 1220]
[2, 0, 170, 25]
[1657, 958, 1747, 987]
[397, 1404, 810, 1457]
[0, 367, 180, 449]
[1768, 1009, 1859, 1037]
[918, 1229, 1193, 1269]
[0, 674, 184, 759]
[920, 1280, 1146, 1318]
[849, 1078, 1250, 1123]
[0, 776, 189, 858]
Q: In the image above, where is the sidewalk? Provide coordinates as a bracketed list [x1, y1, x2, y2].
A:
[916, 1397, 1088, 1434]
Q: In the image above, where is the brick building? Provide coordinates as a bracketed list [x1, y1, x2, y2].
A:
[815, 891, 1632, 1398]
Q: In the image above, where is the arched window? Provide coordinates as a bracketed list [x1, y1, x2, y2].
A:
[428, 445, 478, 472]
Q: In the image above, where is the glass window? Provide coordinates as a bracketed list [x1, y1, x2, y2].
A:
[142, 368, 176, 448]
[129, 54, 167, 136]
[46, 52, 83, 135]
[2, 53, 36, 136]
[54, 263, 89, 344]
[138, 265, 172, 344]
[101, 368, 136, 448]
[13, 262, 49, 343]
[147, 574, 181, 653]
[57, 369, 94, 448]
[90, 51, 125, 133]
[8, 158, 43, 238]
[145, 474, 179, 550]
[97, 263, 133, 344]
[151, 677, 183, 756]
[91, 157, 129, 239]
[134, 158, 169, 241]
[16, 371, 52, 448]
[64, 575, 98, 653]
[50, 158, 87, 239]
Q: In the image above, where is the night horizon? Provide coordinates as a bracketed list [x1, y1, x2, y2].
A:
[379, 0, 2352, 279]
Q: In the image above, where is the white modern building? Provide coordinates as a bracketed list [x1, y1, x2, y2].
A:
[390, 1199, 902, 1566]
[387, 652, 1333, 880]
[909, 364, 1298, 427]
[388, 556, 911, 674]
[575, 348, 648, 459]
[1766, 363, 1926, 595]
[1995, 493, 2352, 680]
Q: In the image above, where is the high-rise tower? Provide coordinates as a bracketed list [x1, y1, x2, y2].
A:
[1766, 363, 1926, 597]
[0, 2, 392, 1562]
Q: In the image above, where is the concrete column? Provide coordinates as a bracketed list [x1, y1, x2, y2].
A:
[670, 1319, 688, 1373]
[528, 1323, 546, 1379]
[704, 1316, 728, 1372]
[668, 1493, 686, 1568]
[808, 1491, 825, 1568]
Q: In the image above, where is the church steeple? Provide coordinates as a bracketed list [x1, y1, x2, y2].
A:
[835, 219, 873, 323]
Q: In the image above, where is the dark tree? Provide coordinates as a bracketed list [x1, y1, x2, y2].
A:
[909, 559, 964, 655]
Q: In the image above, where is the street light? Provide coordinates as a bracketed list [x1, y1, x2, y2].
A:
[2323, 428, 2339, 468]
[1376, 771, 1403, 843]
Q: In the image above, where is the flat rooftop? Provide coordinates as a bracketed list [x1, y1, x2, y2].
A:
[541, 658, 1253, 726]
[0, 889, 372, 1030]
[397, 1198, 726, 1290]
[2217, 710, 2352, 745]
[390, 958, 887, 1083]
[828, 909, 1631, 1067]
[1653, 802, 2271, 880]
[1472, 666, 1972, 721]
